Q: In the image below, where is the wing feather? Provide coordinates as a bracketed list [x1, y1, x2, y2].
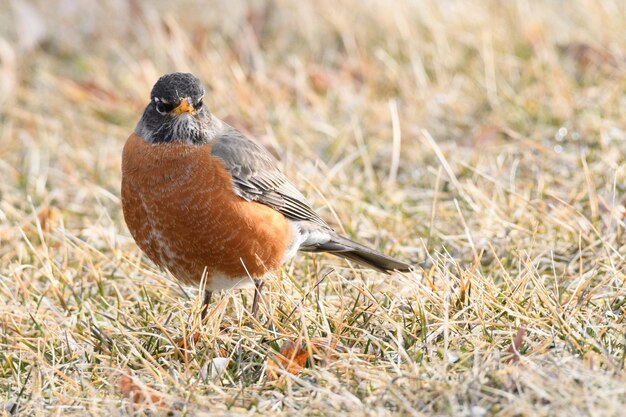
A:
[210, 124, 412, 273]
[211, 126, 330, 228]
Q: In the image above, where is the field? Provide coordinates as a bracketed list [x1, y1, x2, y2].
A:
[0, 0, 625, 415]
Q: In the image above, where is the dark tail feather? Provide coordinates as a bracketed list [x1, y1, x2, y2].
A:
[302, 234, 412, 273]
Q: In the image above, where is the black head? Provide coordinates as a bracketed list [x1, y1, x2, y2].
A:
[150, 72, 204, 112]
[136, 72, 218, 145]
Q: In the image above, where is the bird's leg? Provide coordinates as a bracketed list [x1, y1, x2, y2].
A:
[250, 279, 265, 319]
[199, 289, 213, 323]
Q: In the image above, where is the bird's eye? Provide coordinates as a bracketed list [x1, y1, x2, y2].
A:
[195, 98, 203, 109]
[155, 101, 174, 114]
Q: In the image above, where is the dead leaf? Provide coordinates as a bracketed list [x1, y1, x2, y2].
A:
[175, 332, 201, 349]
[173, 332, 203, 362]
[308, 66, 334, 93]
[266, 340, 309, 381]
[119, 371, 166, 408]
[506, 327, 526, 363]
[37, 206, 59, 233]
[468, 125, 501, 147]
[558, 42, 620, 70]
[266, 337, 338, 381]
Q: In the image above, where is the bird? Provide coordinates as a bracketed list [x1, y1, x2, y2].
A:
[121, 72, 411, 321]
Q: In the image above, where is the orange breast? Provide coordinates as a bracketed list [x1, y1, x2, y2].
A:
[121, 133, 292, 288]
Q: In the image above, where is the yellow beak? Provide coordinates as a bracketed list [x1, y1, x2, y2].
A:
[172, 98, 194, 115]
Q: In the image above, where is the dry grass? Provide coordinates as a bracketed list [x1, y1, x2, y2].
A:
[1, 0, 625, 415]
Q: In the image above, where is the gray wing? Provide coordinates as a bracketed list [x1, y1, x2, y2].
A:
[211, 125, 412, 273]
[211, 125, 330, 229]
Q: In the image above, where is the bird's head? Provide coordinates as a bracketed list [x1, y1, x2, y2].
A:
[136, 72, 218, 145]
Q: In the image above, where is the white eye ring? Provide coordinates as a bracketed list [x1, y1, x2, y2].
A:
[155, 102, 167, 115]
[154, 98, 171, 115]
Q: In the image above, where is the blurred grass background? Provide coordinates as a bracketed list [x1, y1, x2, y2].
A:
[0, 0, 625, 415]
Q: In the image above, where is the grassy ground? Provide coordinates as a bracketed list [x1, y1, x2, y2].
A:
[1, 0, 625, 415]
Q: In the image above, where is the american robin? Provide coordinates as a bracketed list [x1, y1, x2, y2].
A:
[121, 72, 411, 319]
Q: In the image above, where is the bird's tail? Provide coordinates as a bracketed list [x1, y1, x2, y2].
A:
[301, 233, 412, 273]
